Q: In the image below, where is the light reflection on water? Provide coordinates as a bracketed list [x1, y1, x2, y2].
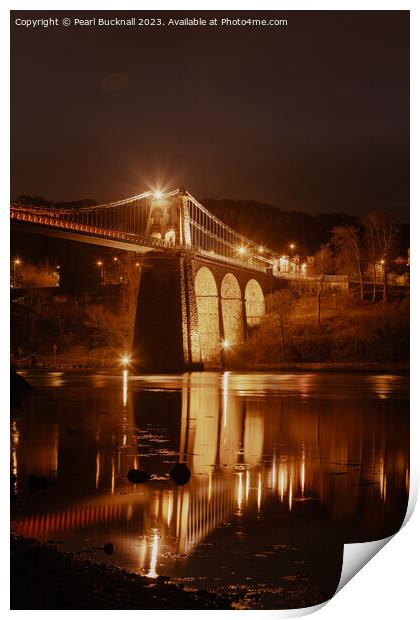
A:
[11, 371, 409, 608]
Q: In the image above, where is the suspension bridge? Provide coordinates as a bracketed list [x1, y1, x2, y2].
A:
[11, 187, 346, 371]
[10, 188, 294, 276]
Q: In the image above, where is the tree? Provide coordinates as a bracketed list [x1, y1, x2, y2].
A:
[332, 226, 365, 301]
[313, 243, 334, 327]
[15, 195, 51, 207]
[374, 212, 400, 303]
[363, 212, 381, 302]
[266, 289, 294, 360]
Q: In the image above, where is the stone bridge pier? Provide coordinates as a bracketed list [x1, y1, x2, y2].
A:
[133, 251, 287, 372]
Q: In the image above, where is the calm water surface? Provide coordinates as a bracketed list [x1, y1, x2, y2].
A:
[11, 371, 409, 608]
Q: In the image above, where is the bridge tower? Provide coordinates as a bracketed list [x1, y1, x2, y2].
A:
[133, 252, 203, 373]
[145, 188, 192, 248]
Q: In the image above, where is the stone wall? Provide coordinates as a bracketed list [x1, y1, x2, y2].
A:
[133, 251, 288, 372]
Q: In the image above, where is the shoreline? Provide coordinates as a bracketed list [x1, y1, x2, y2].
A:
[15, 362, 409, 374]
[238, 362, 409, 373]
[10, 534, 233, 610]
[10, 534, 331, 610]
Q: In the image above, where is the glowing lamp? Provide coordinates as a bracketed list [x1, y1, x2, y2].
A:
[120, 354, 132, 367]
[153, 191, 163, 200]
[222, 340, 230, 349]
[238, 246, 246, 255]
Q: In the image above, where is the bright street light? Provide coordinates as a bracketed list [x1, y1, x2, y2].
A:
[12, 258, 21, 288]
[120, 354, 132, 367]
[238, 246, 246, 255]
[221, 340, 230, 349]
[153, 190, 163, 200]
[96, 260, 105, 284]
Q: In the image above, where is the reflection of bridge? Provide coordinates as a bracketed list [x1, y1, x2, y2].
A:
[11, 371, 409, 578]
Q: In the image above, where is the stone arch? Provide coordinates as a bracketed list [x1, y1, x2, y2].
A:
[245, 279, 265, 327]
[221, 273, 243, 345]
[195, 267, 220, 365]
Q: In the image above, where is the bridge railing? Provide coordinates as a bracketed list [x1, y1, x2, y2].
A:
[10, 206, 167, 250]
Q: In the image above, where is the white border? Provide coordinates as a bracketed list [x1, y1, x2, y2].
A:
[2, 2, 417, 618]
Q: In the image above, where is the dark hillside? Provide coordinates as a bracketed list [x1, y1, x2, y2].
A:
[201, 199, 358, 254]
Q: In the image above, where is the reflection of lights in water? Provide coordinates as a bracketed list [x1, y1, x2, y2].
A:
[257, 473, 262, 512]
[288, 474, 293, 511]
[111, 457, 115, 495]
[271, 456, 276, 488]
[300, 447, 306, 497]
[122, 370, 128, 407]
[12, 448, 18, 492]
[11, 420, 19, 445]
[95, 451, 101, 490]
[12, 373, 409, 574]
[279, 465, 286, 502]
[297, 374, 313, 399]
[237, 472, 243, 512]
[166, 492, 173, 526]
[222, 371, 229, 427]
[50, 372, 64, 387]
[379, 456, 387, 502]
[177, 488, 190, 549]
[152, 494, 160, 520]
[11, 420, 19, 483]
[147, 529, 159, 578]
[406, 466, 410, 494]
[126, 504, 133, 521]
[122, 412, 128, 447]
[370, 375, 394, 399]
[139, 537, 148, 570]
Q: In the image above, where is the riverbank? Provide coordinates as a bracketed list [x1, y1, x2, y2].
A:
[10, 535, 233, 610]
[13, 361, 409, 374]
[238, 362, 409, 373]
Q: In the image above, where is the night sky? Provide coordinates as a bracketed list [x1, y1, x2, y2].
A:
[11, 11, 409, 218]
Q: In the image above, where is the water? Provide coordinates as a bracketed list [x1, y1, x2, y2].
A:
[11, 371, 409, 609]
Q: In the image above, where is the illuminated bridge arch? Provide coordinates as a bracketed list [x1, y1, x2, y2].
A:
[220, 273, 243, 346]
[245, 279, 265, 327]
[194, 267, 220, 365]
